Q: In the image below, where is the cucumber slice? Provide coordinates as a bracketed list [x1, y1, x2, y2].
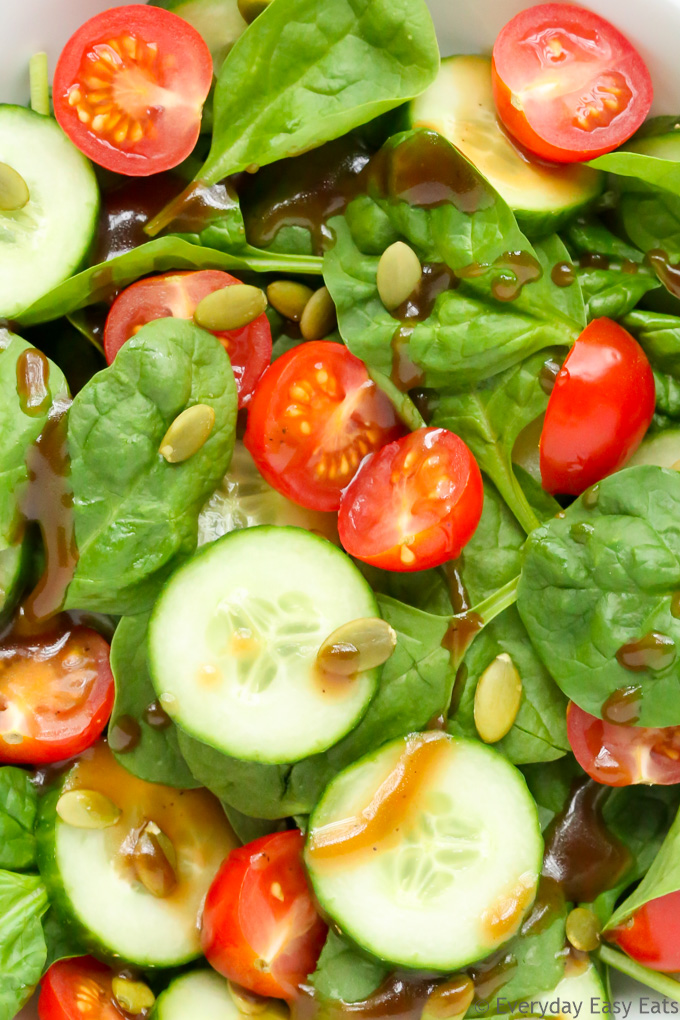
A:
[510, 959, 608, 1019]
[626, 121, 680, 161]
[305, 732, 542, 971]
[627, 428, 680, 468]
[153, 971, 288, 1020]
[36, 742, 237, 967]
[198, 441, 338, 546]
[0, 106, 99, 319]
[152, 0, 247, 73]
[149, 526, 380, 764]
[407, 56, 603, 236]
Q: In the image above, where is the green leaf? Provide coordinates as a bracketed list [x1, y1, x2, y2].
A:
[621, 310, 680, 420]
[588, 151, 680, 198]
[64, 318, 238, 614]
[563, 217, 644, 264]
[606, 803, 680, 932]
[199, 0, 439, 185]
[578, 267, 659, 321]
[619, 189, 680, 259]
[0, 769, 38, 872]
[0, 870, 48, 1020]
[169, 179, 250, 252]
[308, 930, 389, 1004]
[109, 614, 199, 788]
[518, 465, 680, 726]
[41, 909, 86, 971]
[457, 481, 525, 606]
[16, 237, 323, 328]
[220, 803, 287, 844]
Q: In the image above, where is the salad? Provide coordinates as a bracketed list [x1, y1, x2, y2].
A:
[2, 0, 680, 1017]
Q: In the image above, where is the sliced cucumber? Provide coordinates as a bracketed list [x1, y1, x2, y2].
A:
[153, 971, 288, 1020]
[198, 441, 338, 546]
[511, 959, 608, 1019]
[149, 526, 380, 764]
[152, 0, 247, 73]
[36, 742, 237, 967]
[626, 119, 680, 161]
[304, 732, 542, 971]
[627, 428, 680, 468]
[0, 106, 99, 319]
[407, 56, 603, 236]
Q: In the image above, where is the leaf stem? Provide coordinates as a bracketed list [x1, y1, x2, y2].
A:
[472, 575, 520, 627]
[29, 53, 50, 117]
[367, 369, 426, 431]
[599, 945, 680, 1002]
[496, 468, 542, 536]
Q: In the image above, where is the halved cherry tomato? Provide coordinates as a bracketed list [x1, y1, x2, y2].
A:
[201, 830, 327, 1001]
[567, 702, 680, 787]
[338, 427, 483, 572]
[53, 5, 212, 175]
[607, 892, 680, 972]
[0, 624, 114, 765]
[244, 342, 404, 512]
[103, 271, 272, 408]
[540, 318, 655, 495]
[38, 957, 124, 1020]
[492, 4, 653, 163]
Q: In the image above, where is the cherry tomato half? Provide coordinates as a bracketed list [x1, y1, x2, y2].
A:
[103, 271, 272, 408]
[38, 957, 124, 1020]
[201, 830, 327, 1001]
[0, 624, 114, 765]
[492, 4, 653, 163]
[244, 342, 404, 512]
[608, 892, 680, 972]
[54, 5, 213, 175]
[567, 702, 680, 787]
[540, 318, 655, 495]
[338, 427, 484, 572]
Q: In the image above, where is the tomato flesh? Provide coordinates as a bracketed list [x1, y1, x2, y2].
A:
[202, 830, 327, 1000]
[0, 623, 114, 765]
[54, 5, 213, 175]
[608, 892, 680, 972]
[540, 318, 655, 495]
[103, 270, 272, 408]
[338, 427, 484, 572]
[38, 957, 124, 1020]
[244, 342, 404, 512]
[492, 4, 653, 162]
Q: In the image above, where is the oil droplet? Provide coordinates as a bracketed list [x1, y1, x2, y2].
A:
[601, 685, 642, 725]
[108, 715, 142, 753]
[671, 592, 680, 619]
[616, 632, 676, 673]
[570, 522, 594, 544]
[143, 701, 172, 730]
[551, 261, 575, 287]
[539, 358, 561, 394]
[581, 484, 600, 509]
[579, 252, 610, 270]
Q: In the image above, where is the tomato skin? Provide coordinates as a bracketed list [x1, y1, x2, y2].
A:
[492, 4, 653, 163]
[0, 625, 114, 766]
[338, 427, 484, 572]
[608, 892, 680, 972]
[202, 830, 327, 1001]
[54, 5, 213, 176]
[540, 318, 655, 495]
[103, 271, 272, 408]
[244, 342, 404, 512]
[38, 957, 123, 1020]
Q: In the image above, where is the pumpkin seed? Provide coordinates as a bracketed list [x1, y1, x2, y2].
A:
[0, 163, 29, 211]
[300, 286, 337, 340]
[133, 820, 178, 898]
[316, 617, 396, 679]
[376, 241, 422, 310]
[194, 284, 267, 331]
[57, 789, 121, 829]
[112, 976, 156, 1014]
[473, 652, 522, 743]
[566, 906, 602, 952]
[267, 280, 314, 322]
[160, 403, 215, 464]
[237, 0, 271, 24]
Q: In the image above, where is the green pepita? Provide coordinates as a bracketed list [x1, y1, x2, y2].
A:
[566, 906, 601, 952]
[133, 820, 178, 899]
[56, 789, 121, 829]
[112, 975, 156, 1014]
[376, 241, 422, 310]
[237, 0, 271, 24]
[300, 286, 337, 340]
[316, 617, 396, 679]
[267, 280, 314, 322]
[194, 284, 267, 332]
[0, 163, 29, 211]
[160, 403, 215, 464]
[473, 652, 522, 743]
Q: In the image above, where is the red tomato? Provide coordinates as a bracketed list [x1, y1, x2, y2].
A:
[38, 957, 124, 1020]
[53, 5, 212, 175]
[567, 702, 680, 787]
[0, 625, 114, 766]
[202, 830, 327, 1001]
[338, 427, 484, 572]
[103, 271, 272, 408]
[608, 892, 680, 972]
[244, 342, 404, 512]
[540, 318, 655, 495]
[491, 4, 653, 163]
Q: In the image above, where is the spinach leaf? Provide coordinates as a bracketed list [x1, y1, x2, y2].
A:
[0, 870, 48, 1020]
[41, 909, 86, 971]
[563, 217, 644, 263]
[619, 189, 680, 259]
[16, 237, 322, 328]
[578, 267, 659, 320]
[521, 757, 584, 832]
[517, 465, 680, 727]
[359, 563, 453, 617]
[220, 803, 287, 844]
[621, 310, 680, 419]
[308, 930, 389, 1004]
[64, 318, 238, 614]
[0, 769, 38, 872]
[457, 481, 526, 606]
[588, 151, 680, 197]
[109, 614, 198, 788]
[197, 0, 439, 186]
[606, 803, 680, 932]
[169, 179, 249, 253]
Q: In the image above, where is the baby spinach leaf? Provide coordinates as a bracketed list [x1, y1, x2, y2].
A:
[457, 481, 526, 606]
[619, 189, 680, 259]
[0, 870, 48, 1020]
[0, 769, 38, 872]
[578, 267, 659, 321]
[620, 310, 680, 420]
[521, 757, 584, 832]
[563, 217, 644, 264]
[517, 465, 680, 727]
[220, 803, 286, 844]
[309, 930, 389, 1004]
[198, 0, 439, 186]
[41, 909, 86, 971]
[64, 318, 238, 614]
[109, 614, 199, 788]
[606, 803, 680, 932]
[168, 179, 249, 253]
[588, 151, 680, 198]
